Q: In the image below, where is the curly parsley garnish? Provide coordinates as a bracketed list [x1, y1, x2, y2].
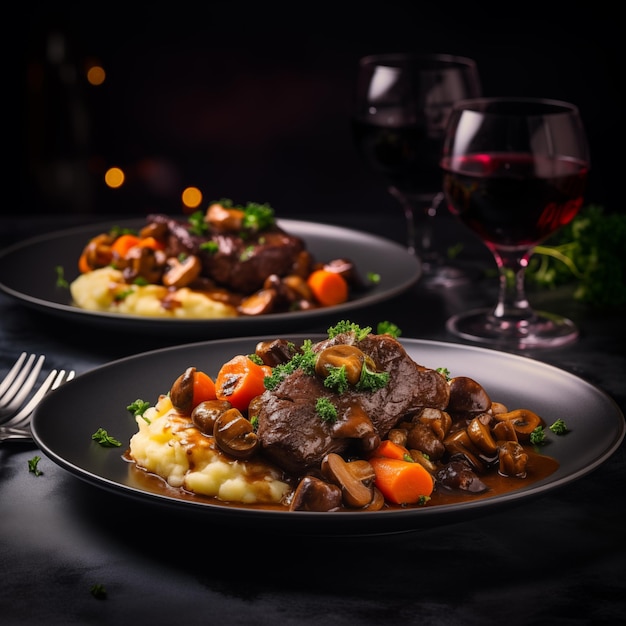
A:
[264, 340, 317, 390]
[241, 201, 275, 231]
[323, 365, 350, 394]
[436, 367, 451, 381]
[357, 362, 390, 391]
[549, 418, 568, 435]
[376, 321, 401, 338]
[28, 455, 43, 476]
[92, 428, 122, 447]
[327, 321, 372, 340]
[316, 397, 338, 423]
[188, 210, 209, 236]
[529, 426, 547, 445]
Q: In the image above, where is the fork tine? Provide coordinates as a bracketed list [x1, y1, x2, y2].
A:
[2, 368, 60, 428]
[0, 354, 46, 411]
[0, 352, 28, 396]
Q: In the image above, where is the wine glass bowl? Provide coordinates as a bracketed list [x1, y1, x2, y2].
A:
[441, 97, 590, 349]
[352, 53, 482, 287]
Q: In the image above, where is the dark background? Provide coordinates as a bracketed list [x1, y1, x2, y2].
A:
[18, 2, 620, 219]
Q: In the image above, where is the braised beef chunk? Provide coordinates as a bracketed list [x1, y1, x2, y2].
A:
[146, 214, 306, 293]
[255, 332, 450, 475]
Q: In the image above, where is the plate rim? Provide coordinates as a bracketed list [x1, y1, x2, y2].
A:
[30, 335, 626, 535]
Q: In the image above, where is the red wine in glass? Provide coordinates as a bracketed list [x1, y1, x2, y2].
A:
[442, 153, 588, 248]
[351, 116, 444, 196]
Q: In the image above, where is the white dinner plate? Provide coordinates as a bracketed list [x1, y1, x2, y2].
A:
[30, 334, 625, 536]
[0, 218, 420, 339]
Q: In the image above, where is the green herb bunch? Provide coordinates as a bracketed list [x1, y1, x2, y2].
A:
[526, 205, 626, 309]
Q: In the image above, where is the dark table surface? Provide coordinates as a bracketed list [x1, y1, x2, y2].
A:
[1, 212, 625, 626]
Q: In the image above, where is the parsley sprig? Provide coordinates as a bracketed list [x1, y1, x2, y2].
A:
[525, 205, 626, 309]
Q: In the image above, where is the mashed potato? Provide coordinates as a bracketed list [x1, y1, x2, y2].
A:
[128, 396, 291, 505]
[70, 267, 238, 319]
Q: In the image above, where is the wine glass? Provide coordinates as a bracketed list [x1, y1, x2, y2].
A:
[441, 97, 590, 349]
[352, 52, 482, 287]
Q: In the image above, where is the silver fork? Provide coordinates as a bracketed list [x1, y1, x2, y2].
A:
[0, 353, 46, 420]
[0, 368, 75, 443]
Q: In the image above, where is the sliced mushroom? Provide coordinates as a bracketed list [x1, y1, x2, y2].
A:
[492, 419, 519, 442]
[289, 475, 342, 512]
[82, 233, 115, 270]
[406, 422, 446, 460]
[447, 376, 492, 414]
[139, 221, 168, 240]
[414, 407, 452, 440]
[387, 428, 409, 447]
[238, 289, 278, 316]
[362, 486, 386, 511]
[121, 245, 166, 284]
[321, 452, 376, 508]
[170, 367, 197, 414]
[467, 415, 498, 455]
[315, 345, 374, 385]
[323, 258, 366, 290]
[436, 459, 488, 493]
[213, 408, 260, 459]
[206, 202, 245, 232]
[162, 255, 202, 288]
[497, 440, 529, 478]
[409, 449, 438, 473]
[191, 399, 232, 435]
[493, 409, 544, 441]
[255, 338, 301, 367]
[443, 429, 486, 473]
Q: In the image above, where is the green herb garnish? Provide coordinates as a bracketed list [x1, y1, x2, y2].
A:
[322, 365, 350, 394]
[315, 397, 338, 422]
[92, 428, 122, 447]
[549, 418, 568, 435]
[529, 426, 547, 445]
[327, 321, 371, 340]
[436, 367, 451, 381]
[356, 362, 390, 391]
[525, 204, 626, 309]
[242, 201, 275, 231]
[55, 265, 69, 288]
[188, 210, 208, 236]
[28, 455, 43, 476]
[90, 583, 107, 599]
[376, 321, 401, 338]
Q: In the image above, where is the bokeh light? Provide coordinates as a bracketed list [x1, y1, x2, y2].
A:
[104, 167, 125, 188]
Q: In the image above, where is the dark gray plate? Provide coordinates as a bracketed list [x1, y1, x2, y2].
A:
[0, 219, 420, 338]
[31, 336, 625, 536]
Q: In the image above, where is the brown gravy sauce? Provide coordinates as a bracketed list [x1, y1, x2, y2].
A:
[123, 447, 559, 512]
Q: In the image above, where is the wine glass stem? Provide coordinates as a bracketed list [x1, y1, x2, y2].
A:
[389, 186, 439, 260]
[492, 248, 535, 323]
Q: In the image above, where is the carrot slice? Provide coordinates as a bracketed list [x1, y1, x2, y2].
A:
[111, 234, 141, 257]
[306, 269, 349, 307]
[215, 355, 269, 412]
[192, 370, 217, 407]
[78, 251, 91, 274]
[369, 456, 434, 505]
[370, 439, 411, 461]
[136, 235, 165, 251]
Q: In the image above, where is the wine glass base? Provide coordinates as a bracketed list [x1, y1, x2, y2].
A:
[446, 308, 579, 350]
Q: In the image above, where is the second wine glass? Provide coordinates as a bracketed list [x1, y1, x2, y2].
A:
[441, 97, 590, 349]
[352, 52, 482, 287]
